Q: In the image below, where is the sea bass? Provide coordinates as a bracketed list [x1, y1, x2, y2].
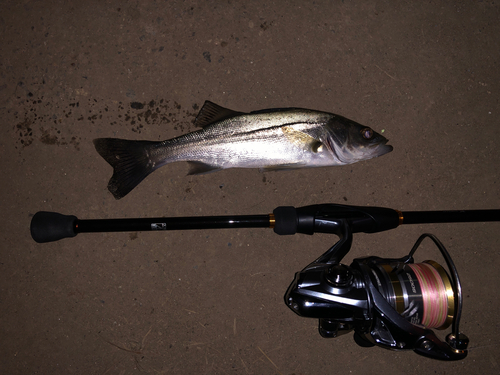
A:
[94, 101, 393, 199]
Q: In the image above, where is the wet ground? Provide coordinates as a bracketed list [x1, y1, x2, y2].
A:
[1, 1, 499, 374]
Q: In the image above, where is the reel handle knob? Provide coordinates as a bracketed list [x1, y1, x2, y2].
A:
[30, 211, 78, 243]
[446, 332, 469, 351]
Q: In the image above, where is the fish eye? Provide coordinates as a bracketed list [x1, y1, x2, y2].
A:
[361, 128, 374, 139]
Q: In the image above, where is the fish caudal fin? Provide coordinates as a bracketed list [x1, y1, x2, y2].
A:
[93, 138, 160, 199]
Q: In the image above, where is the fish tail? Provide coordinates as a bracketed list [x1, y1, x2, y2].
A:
[93, 138, 162, 199]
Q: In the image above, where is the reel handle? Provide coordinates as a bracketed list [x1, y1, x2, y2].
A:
[30, 211, 78, 243]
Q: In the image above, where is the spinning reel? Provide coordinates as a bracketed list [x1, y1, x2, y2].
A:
[282, 217, 467, 360]
[31, 204, 500, 360]
[271, 205, 471, 360]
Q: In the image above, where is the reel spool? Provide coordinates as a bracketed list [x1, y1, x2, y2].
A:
[286, 225, 469, 360]
[372, 260, 454, 330]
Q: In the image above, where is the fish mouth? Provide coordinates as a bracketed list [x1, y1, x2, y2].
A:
[360, 139, 393, 161]
[374, 142, 393, 157]
[327, 135, 393, 164]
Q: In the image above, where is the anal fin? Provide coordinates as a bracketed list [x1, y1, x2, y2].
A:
[187, 161, 223, 175]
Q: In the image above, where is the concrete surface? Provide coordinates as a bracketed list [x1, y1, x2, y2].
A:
[1, 1, 499, 374]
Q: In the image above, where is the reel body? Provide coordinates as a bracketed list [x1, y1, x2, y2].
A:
[285, 221, 469, 360]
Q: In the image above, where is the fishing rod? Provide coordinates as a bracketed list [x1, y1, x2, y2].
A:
[30, 204, 500, 243]
[30, 204, 500, 361]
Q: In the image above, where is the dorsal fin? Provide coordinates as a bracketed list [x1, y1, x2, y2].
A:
[250, 107, 293, 115]
[194, 101, 245, 128]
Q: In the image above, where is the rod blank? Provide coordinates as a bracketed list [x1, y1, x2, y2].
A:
[30, 211, 273, 243]
[401, 210, 500, 224]
[76, 214, 273, 233]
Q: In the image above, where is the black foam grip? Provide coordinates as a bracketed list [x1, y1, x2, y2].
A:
[30, 211, 78, 243]
[273, 206, 298, 235]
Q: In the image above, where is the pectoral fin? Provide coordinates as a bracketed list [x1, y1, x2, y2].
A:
[260, 163, 307, 172]
[281, 126, 324, 153]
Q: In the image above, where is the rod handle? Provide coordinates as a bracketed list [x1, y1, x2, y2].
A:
[30, 211, 78, 243]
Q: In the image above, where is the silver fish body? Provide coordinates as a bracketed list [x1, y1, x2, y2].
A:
[94, 101, 392, 199]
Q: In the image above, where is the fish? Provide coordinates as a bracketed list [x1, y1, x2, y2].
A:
[93, 101, 393, 199]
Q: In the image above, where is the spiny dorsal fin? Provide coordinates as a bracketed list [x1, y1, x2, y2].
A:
[194, 101, 245, 128]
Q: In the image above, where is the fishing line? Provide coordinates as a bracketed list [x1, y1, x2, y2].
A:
[373, 260, 453, 330]
[408, 262, 452, 329]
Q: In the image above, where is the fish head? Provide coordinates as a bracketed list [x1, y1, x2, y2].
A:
[325, 117, 393, 164]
